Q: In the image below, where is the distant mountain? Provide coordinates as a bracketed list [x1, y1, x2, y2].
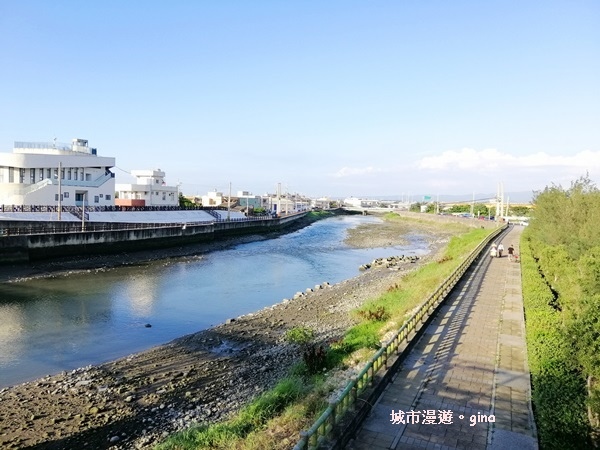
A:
[357, 191, 535, 204]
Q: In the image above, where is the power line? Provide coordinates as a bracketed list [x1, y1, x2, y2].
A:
[114, 166, 132, 175]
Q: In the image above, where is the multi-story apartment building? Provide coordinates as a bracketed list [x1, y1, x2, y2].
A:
[115, 169, 178, 207]
[0, 139, 115, 207]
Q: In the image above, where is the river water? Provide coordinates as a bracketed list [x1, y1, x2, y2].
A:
[0, 215, 430, 388]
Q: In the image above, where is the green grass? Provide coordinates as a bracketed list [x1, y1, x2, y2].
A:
[339, 226, 492, 360]
[156, 376, 312, 450]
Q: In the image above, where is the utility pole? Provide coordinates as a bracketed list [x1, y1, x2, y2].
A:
[277, 182, 281, 216]
[500, 182, 505, 221]
[470, 191, 474, 218]
[57, 162, 62, 221]
[81, 192, 86, 231]
[227, 181, 231, 220]
[495, 183, 501, 222]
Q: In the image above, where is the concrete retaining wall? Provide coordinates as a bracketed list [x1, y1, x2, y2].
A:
[0, 213, 306, 264]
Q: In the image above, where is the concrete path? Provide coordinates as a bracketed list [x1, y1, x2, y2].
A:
[348, 225, 537, 450]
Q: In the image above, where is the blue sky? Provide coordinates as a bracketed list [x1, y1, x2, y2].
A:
[1, 1, 599, 200]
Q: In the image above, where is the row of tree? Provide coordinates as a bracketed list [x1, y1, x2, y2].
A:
[522, 175, 600, 447]
[410, 201, 531, 217]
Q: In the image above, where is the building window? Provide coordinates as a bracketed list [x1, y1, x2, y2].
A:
[54, 168, 58, 179]
[99, 194, 103, 198]
[39, 169, 44, 181]
[61, 169, 65, 179]
[68, 169, 72, 180]
[30, 168, 35, 184]
[63, 192, 69, 198]
[46, 168, 51, 179]
[106, 194, 111, 200]
[94, 196, 99, 203]
[20, 168, 25, 183]
[9, 168, 14, 183]
[55, 194, 63, 201]
[86, 174, 92, 181]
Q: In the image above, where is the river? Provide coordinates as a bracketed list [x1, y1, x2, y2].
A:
[0, 215, 430, 388]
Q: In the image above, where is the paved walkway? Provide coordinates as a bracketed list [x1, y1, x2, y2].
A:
[349, 225, 537, 450]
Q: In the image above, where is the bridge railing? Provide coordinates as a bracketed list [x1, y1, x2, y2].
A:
[293, 224, 506, 450]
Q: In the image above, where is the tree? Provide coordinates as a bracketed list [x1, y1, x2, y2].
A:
[409, 202, 422, 212]
[509, 206, 531, 217]
[178, 193, 194, 208]
[524, 174, 600, 441]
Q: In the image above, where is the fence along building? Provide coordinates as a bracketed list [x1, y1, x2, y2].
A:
[0, 139, 116, 207]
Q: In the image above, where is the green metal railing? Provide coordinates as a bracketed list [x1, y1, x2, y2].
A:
[293, 225, 506, 450]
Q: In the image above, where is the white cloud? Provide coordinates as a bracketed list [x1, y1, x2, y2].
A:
[327, 148, 600, 196]
[413, 148, 600, 193]
[417, 148, 600, 172]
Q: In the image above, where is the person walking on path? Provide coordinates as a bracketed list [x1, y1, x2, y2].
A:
[498, 243, 504, 258]
[508, 243, 515, 261]
[490, 242, 498, 258]
[348, 225, 537, 450]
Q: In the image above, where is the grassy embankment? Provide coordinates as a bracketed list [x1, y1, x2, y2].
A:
[520, 177, 600, 449]
[156, 213, 495, 450]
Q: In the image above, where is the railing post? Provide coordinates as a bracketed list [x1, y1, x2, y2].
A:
[299, 431, 308, 450]
[329, 399, 337, 432]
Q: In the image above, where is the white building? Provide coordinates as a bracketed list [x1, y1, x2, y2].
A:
[0, 139, 115, 207]
[311, 197, 332, 209]
[115, 169, 178, 207]
[343, 197, 378, 208]
[237, 191, 262, 209]
[202, 190, 225, 207]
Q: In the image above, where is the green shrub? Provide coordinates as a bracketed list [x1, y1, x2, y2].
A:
[357, 306, 390, 322]
[521, 237, 591, 448]
[285, 326, 315, 346]
[343, 321, 381, 352]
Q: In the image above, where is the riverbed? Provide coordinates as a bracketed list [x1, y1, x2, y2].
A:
[0, 214, 432, 389]
[0, 212, 469, 450]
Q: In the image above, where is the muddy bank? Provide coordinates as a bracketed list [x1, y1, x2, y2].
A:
[0, 213, 462, 450]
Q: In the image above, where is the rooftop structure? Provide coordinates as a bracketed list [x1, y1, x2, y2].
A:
[115, 169, 178, 207]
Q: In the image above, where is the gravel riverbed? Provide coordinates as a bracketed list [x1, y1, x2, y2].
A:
[0, 213, 468, 449]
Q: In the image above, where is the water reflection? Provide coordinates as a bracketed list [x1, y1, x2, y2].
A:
[0, 216, 430, 387]
[0, 304, 26, 365]
[124, 273, 161, 317]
